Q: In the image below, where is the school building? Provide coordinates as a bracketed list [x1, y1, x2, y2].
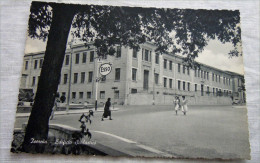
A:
[20, 42, 246, 105]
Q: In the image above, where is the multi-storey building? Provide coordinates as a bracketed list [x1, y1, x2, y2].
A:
[20, 42, 246, 105]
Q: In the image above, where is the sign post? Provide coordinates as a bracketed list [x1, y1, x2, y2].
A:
[95, 62, 112, 111]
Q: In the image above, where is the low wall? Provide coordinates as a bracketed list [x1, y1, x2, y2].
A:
[128, 93, 232, 105]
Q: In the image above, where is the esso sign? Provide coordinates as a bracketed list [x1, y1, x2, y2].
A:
[99, 63, 112, 76]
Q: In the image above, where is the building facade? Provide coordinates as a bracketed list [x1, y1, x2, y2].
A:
[20, 42, 246, 105]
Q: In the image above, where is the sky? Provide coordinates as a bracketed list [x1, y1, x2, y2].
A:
[24, 36, 244, 75]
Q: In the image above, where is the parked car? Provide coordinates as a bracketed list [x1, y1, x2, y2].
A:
[232, 98, 240, 105]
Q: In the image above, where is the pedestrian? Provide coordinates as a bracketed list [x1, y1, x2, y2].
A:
[60, 94, 66, 103]
[181, 96, 188, 115]
[50, 93, 60, 120]
[174, 96, 180, 115]
[102, 98, 112, 121]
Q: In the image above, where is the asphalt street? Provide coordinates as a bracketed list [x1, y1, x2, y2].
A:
[13, 105, 250, 159]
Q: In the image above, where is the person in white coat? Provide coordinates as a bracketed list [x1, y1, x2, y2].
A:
[174, 96, 180, 115]
[181, 96, 188, 115]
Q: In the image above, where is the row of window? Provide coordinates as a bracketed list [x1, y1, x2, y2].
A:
[25, 59, 44, 70]
[68, 90, 120, 99]
[64, 46, 122, 66]
[63, 68, 121, 84]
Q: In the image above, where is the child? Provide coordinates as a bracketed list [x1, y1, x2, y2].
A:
[174, 96, 180, 115]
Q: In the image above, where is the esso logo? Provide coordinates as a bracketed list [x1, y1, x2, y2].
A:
[99, 63, 112, 76]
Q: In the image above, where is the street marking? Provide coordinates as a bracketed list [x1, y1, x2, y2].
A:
[93, 130, 136, 144]
[93, 130, 173, 157]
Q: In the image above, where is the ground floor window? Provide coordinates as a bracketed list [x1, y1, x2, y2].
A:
[79, 92, 83, 99]
[87, 92, 91, 99]
[114, 90, 119, 99]
[100, 91, 105, 99]
[72, 92, 76, 99]
[131, 89, 137, 94]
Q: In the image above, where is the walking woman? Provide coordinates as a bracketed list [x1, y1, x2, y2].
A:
[181, 96, 188, 115]
[102, 98, 112, 121]
[50, 93, 60, 120]
[174, 96, 180, 115]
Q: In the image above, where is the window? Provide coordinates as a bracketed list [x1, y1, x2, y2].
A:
[72, 92, 76, 99]
[155, 53, 159, 64]
[194, 68, 197, 77]
[65, 55, 69, 65]
[229, 79, 231, 85]
[188, 83, 190, 91]
[219, 75, 221, 83]
[133, 47, 137, 58]
[88, 71, 93, 82]
[82, 52, 87, 63]
[223, 77, 225, 84]
[187, 67, 190, 75]
[81, 72, 85, 83]
[183, 65, 185, 74]
[216, 75, 218, 82]
[39, 59, 43, 68]
[212, 73, 214, 81]
[198, 69, 200, 77]
[87, 92, 91, 99]
[131, 89, 137, 94]
[169, 61, 172, 70]
[169, 79, 173, 88]
[201, 84, 204, 96]
[216, 88, 218, 95]
[115, 68, 120, 81]
[204, 71, 206, 79]
[183, 81, 186, 90]
[164, 59, 167, 69]
[207, 72, 209, 80]
[114, 90, 119, 99]
[74, 73, 78, 83]
[207, 86, 210, 96]
[154, 73, 159, 84]
[79, 92, 83, 99]
[62, 92, 66, 97]
[32, 77, 35, 86]
[164, 77, 167, 88]
[132, 68, 137, 81]
[100, 91, 105, 99]
[145, 49, 149, 61]
[178, 63, 181, 73]
[116, 46, 121, 58]
[213, 88, 215, 95]
[178, 80, 181, 90]
[195, 84, 197, 92]
[34, 60, 38, 69]
[75, 53, 79, 64]
[90, 51, 94, 62]
[201, 70, 203, 78]
[25, 61, 28, 70]
[63, 74, 68, 84]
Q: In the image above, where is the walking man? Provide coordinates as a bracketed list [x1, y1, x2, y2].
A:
[102, 98, 112, 121]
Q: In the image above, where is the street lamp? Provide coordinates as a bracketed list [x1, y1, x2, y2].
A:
[66, 38, 74, 113]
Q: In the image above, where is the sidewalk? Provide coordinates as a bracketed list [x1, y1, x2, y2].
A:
[15, 107, 120, 118]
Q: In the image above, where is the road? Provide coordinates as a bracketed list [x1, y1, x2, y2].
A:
[14, 105, 250, 159]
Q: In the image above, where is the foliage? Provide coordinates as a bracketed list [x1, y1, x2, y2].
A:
[28, 2, 241, 68]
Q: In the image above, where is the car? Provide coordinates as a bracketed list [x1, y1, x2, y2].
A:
[232, 98, 240, 105]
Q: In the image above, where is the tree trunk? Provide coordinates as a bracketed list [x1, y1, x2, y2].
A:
[22, 4, 76, 152]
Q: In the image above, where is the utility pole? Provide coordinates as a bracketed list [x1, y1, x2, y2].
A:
[66, 38, 74, 113]
[153, 68, 155, 105]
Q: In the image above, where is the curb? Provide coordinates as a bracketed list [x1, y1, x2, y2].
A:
[16, 108, 120, 118]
